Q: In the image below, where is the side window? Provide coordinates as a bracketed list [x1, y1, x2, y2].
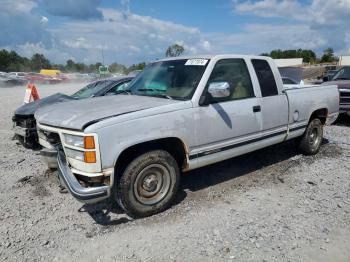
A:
[251, 59, 278, 97]
[106, 81, 129, 95]
[207, 59, 254, 103]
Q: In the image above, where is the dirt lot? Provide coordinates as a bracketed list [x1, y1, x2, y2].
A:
[0, 84, 350, 262]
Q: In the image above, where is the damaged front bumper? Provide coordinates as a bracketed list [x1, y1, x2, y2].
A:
[40, 148, 58, 169]
[57, 151, 110, 203]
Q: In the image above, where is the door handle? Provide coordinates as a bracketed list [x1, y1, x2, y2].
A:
[253, 105, 261, 112]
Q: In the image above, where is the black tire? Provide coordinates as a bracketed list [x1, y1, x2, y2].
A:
[297, 118, 323, 155]
[115, 150, 180, 218]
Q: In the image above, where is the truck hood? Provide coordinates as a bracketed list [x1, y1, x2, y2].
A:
[324, 80, 350, 89]
[35, 95, 181, 131]
[15, 93, 74, 116]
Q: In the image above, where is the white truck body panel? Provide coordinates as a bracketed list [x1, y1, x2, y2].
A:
[35, 54, 339, 203]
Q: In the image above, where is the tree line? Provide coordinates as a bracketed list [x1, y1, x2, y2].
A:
[0, 44, 339, 74]
[260, 47, 338, 63]
[0, 49, 147, 74]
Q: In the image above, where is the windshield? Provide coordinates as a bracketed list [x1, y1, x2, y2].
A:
[332, 67, 350, 81]
[72, 80, 114, 99]
[127, 59, 209, 100]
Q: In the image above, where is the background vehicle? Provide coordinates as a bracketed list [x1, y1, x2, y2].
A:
[323, 69, 338, 82]
[13, 76, 133, 149]
[322, 66, 350, 115]
[279, 67, 303, 85]
[0, 74, 27, 87]
[35, 55, 339, 218]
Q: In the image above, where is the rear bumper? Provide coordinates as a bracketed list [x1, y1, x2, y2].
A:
[57, 151, 110, 203]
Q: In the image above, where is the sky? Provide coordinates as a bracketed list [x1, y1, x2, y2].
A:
[1, 0, 349, 66]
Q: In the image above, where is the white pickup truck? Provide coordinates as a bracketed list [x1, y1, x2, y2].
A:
[35, 55, 339, 218]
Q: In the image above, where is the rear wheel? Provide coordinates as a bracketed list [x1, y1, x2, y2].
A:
[115, 150, 180, 218]
[297, 118, 323, 155]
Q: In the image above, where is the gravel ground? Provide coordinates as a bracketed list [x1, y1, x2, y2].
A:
[0, 84, 349, 262]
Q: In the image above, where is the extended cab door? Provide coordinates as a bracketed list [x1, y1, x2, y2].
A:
[251, 59, 288, 142]
[191, 58, 262, 161]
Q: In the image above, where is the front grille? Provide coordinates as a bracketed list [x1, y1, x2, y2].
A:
[340, 97, 350, 104]
[38, 129, 62, 148]
[340, 91, 350, 105]
[13, 115, 36, 128]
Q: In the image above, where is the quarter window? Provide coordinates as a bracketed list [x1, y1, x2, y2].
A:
[207, 59, 254, 103]
[251, 59, 278, 97]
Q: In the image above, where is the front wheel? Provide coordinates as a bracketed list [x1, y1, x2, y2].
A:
[115, 150, 180, 218]
[297, 118, 323, 155]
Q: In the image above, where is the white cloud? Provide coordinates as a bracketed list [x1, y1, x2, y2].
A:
[41, 16, 49, 24]
[1, 0, 349, 65]
[47, 8, 211, 64]
[204, 24, 327, 55]
[233, 0, 350, 25]
[0, 0, 52, 47]
[232, 0, 350, 54]
[42, 0, 103, 20]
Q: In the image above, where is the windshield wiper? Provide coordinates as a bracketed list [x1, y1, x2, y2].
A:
[333, 77, 350, 81]
[116, 90, 132, 95]
[136, 88, 173, 99]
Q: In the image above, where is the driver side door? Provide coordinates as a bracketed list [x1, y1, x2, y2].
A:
[191, 58, 262, 159]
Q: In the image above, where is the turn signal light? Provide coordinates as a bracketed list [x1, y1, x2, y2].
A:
[84, 151, 96, 163]
[84, 136, 95, 149]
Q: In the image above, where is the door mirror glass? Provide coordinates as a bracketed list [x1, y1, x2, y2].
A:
[208, 82, 230, 98]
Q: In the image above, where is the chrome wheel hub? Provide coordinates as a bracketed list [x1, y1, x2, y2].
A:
[134, 164, 171, 205]
[309, 127, 320, 148]
[142, 174, 158, 192]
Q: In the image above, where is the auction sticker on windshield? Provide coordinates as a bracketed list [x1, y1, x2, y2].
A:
[185, 59, 208, 66]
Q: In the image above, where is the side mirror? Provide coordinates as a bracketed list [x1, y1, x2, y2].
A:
[323, 76, 329, 82]
[208, 82, 231, 98]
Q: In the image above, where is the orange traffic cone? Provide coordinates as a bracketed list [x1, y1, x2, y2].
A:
[23, 83, 40, 104]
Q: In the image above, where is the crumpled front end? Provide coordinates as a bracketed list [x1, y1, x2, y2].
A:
[37, 123, 112, 203]
[12, 114, 40, 149]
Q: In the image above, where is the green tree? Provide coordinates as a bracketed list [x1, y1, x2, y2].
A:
[320, 48, 336, 63]
[65, 59, 76, 72]
[109, 62, 127, 74]
[30, 53, 51, 71]
[165, 44, 185, 57]
[262, 49, 316, 63]
[128, 62, 146, 73]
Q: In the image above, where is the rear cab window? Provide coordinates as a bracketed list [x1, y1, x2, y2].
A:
[251, 59, 279, 97]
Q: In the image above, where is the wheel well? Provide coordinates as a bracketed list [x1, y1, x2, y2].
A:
[115, 137, 188, 175]
[309, 108, 328, 125]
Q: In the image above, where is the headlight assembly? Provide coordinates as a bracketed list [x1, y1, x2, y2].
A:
[63, 133, 97, 163]
[64, 134, 84, 148]
[64, 134, 95, 149]
[65, 148, 84, 162]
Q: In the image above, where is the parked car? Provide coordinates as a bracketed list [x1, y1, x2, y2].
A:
[323, 69, 338, 82]
[25, 73, 60, 84]
[322, 66, 350, 115]
[8, 72, 28, 80]
[35, 55, 339, 218]
[13, 77, 133, 150]
[0, 75, 27, 87]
